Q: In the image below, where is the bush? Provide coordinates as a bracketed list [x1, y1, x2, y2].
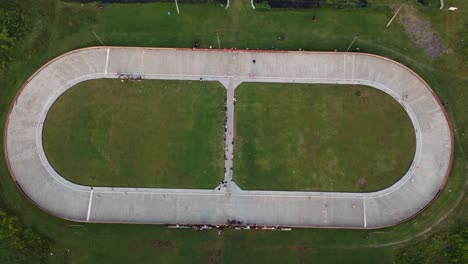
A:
[417, 0, 431, 6]
[396, 225, 468, 264]
[268, 0, 321, 8]
[0, 209, 51, 263]
[256, 0, 271, 10]
[267, 0, 367, 9]
[322, 0, 366, 8]
[0, 1, 29, 70]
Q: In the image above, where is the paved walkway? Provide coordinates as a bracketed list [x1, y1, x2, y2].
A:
[4, 47, 453, 228]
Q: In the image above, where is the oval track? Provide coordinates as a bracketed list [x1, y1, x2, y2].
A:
[4, 47, 453, 228]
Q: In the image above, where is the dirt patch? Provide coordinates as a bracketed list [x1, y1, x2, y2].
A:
[305, 136, 320, 161]
[399, 13, 447, 59]
[150, 239, 177, 250]
[356, 178, 367, 187]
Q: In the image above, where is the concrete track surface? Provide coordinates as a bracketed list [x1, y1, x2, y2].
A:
[4, 47, 453, 228]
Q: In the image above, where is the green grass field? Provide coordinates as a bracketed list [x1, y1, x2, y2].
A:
[234, 83, 415, 192]
[44, 80, 415, 192]
[0, 0, 466, 263]
[43, 79, 225, 188]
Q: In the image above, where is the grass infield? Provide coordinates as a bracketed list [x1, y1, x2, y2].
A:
[234, 83, 415, 192]
[43, 79, 225, 189]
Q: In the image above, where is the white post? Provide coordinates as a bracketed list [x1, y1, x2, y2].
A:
[346, 35, 359, 52]
[251, 0, 256, 9]
[175, 0, 180, 15]
[386, 5, 403, 28]
[86, 190, 94, 222]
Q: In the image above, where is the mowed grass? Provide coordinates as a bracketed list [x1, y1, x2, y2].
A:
[0, 0, 466, 263]
[43, 79, 225, 188]
[235, 83, 415, 192]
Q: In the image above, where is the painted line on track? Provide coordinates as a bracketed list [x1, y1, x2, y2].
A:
[86, 189, 94, 222]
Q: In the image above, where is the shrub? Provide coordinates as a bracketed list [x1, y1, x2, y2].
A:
[396, 225, 468, 264]
[268, 0, 321, 8]
[0, 209, 51, 263]
[267, 0, 367, 9]
[417, 0, 431, 6]
[256, 0, 271, 10]
[0, 1, 29, 70]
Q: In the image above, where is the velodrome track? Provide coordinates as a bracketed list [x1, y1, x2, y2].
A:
[4, 47, 453, 228]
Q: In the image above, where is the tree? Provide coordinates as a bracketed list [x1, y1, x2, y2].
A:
[0, 2, 29, 70]
[0, 209, 51, 263]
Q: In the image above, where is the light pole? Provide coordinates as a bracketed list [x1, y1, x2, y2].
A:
[91, 28, 105, 46]
[386, 5, 403, 28]
[175, 0, 180, 15]
[346, 35, 359, 52]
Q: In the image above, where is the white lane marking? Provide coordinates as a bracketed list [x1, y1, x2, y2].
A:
[141, 50, 145, 74]
[86, 190, 94, 222]
[93, 190, 359, 198]
[343, 54, 346, 79]
[363, 198, 367, 228]
[423, 139, 451, 144]
[104, 48, 110, 75]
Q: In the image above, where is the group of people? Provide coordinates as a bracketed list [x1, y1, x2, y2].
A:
[168, 220, 292, 232]
[117, 73, 142, 82]
[226, 219, 291, 231]
[223, 94, 236, 179]
[217, 180, 228, 191]
[223, 164, 234, 181]
[222, 95, 229, 131]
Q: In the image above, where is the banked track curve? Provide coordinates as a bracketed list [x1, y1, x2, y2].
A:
[4, 47, 453, 228]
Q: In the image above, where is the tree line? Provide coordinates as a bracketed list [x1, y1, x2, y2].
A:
[0, 1, 30, 70]
[262, 0, 368, 9]
[70, 0, 227, 3]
